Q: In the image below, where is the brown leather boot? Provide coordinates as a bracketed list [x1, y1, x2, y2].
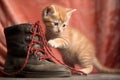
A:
[3, 22, 71, 77]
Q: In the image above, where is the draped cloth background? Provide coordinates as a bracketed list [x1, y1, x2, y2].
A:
[0, 0, 120, 76]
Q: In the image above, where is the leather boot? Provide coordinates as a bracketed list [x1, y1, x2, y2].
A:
[3, 22, 71, 77]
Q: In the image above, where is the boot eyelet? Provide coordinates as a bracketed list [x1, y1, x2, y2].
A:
[25, 35, 32, 42]
[25, 27, 34, 33]
[30, 28, 34, 33]
[25, 27, 31, 33]
[24, 45, 29, 52]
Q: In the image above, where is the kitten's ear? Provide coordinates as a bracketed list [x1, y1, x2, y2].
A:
[44, 5, 56, 17]
[66, 9, 77, 18]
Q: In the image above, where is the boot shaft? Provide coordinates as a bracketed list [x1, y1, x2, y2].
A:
[4, 23, 32, 57]
[3, 22, 71, 77]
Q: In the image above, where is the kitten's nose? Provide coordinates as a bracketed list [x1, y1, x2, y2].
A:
[57, 28, 60, 33]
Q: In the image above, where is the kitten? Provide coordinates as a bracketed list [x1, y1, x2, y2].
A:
[42, 4, 120, 74]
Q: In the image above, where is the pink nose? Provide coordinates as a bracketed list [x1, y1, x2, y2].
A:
[57, 28, 60, 33]
[58, 29, 60, 32]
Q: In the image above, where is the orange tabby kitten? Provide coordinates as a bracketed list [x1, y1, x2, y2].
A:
[42, 4, 120, 74]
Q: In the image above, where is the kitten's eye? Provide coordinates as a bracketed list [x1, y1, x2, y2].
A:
[54, 22, 59, 26]
[62, 24, 66, 27]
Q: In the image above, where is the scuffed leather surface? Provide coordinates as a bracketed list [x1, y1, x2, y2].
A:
[0, 0, 120, 75]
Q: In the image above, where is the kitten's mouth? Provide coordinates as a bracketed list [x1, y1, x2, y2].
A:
[54, 32, 59, 34]
[55, 31, 61, 34]
[50, 30, 59, 34]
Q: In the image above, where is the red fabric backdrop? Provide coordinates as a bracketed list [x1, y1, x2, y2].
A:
[0, 0, 120, 75]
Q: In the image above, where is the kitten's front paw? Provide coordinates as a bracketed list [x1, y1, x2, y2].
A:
[48, 40, 61, 48]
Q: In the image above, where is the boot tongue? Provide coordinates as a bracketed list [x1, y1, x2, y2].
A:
[34, 35, 41, 41]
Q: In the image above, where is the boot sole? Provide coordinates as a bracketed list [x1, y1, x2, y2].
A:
[16, 71, 71, 78]
[4, 70, 71, 78]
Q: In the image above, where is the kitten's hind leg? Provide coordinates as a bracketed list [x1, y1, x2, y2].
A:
[78, 54, 94, 74]
[78, 65, 93, 75]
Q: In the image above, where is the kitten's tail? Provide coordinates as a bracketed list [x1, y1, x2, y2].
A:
[93, 57, 120, 73]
